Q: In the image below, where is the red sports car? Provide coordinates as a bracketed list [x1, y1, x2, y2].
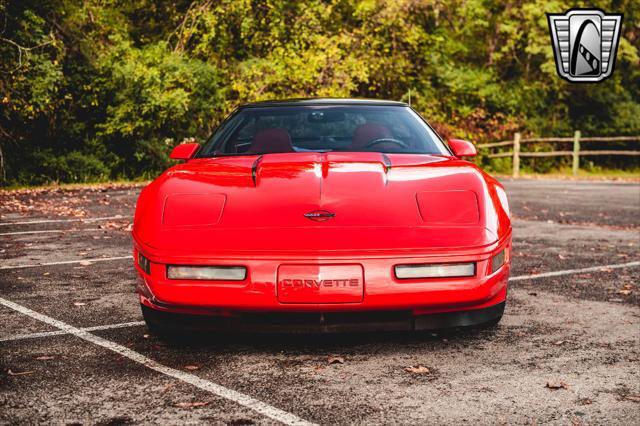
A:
[132, 99, 511, 334]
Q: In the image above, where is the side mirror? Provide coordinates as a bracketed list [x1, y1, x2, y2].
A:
[169, 143, 200, 161]
[447, 139, 477, 158]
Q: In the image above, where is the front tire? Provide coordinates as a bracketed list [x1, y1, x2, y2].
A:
[479, 312, 503, 329]
[414, 301, 505, 331]
[141, 304, 178, 337]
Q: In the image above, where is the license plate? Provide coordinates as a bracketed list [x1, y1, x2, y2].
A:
[277, 264, 364, 303]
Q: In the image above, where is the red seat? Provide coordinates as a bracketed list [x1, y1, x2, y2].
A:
[247, 128, 294, 154]
[350, 123, 393, 150]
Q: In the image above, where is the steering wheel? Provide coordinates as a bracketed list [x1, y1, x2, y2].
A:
[363, 138, 408, 149]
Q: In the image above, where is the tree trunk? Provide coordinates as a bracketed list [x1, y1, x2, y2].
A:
[0, 143, 6, 182]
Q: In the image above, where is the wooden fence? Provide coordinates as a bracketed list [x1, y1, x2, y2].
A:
[478, 132, 640, 177]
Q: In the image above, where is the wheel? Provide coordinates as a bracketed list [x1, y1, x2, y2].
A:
[141, 304, 178, 337]
[414, 301, 505, 332]
[479, 313, 503, 328]
[475, 300, 505, 329]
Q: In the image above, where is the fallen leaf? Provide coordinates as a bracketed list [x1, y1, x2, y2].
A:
[617, 284, 634, 296]
[184, 365, 199, 371]
[174, 401, 209, 409]
[35, 356, 55, 360]
[73, 302, 86, 306]
[143, 334, 150, 339]
[554, 340, 566, 346]
[546, 380, 569, 390]
[78, 260, 92, 266]
[8, 369, 34, 376]
[43, 272, 50, 276]
[327, 355, 345, 364]
[405, 365, 430, 375]
[558, 254, 566, 260]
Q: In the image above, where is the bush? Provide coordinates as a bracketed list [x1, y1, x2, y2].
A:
[16, 151, 109, 184]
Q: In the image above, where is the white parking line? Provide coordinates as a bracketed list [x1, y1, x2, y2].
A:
[509, 261, 640, 281]
[0, 321, 146, 342]
[0, 228, 104, 236]
[0, 215, 131, 226]
[0, 255, 133, 270]
[0, 296, 315, 426]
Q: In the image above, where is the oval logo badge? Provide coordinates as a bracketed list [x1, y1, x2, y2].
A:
[303, 210, 335, 222]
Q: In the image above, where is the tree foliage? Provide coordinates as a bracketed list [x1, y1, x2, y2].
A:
[1, 0, 638, 184]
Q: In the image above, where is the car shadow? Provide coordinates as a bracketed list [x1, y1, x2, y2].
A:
[152, 324, 501, 354]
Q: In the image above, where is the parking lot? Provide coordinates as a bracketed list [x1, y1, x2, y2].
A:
[1, 179, 639, 425]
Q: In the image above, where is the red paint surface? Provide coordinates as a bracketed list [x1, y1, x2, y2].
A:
[447, 139, 477, 157]
[162, 193, 226, 227]
[133, 151, 511, 316]
[416, 190, 480, 224]
[169, 143, 200, 160]
[277, 264, 364, 304]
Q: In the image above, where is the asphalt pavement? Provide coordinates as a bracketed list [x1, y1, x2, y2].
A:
[1, 179, 639, 425]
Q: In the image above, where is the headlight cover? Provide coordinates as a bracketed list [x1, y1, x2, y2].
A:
[162, 193, 226, 227]
[166, 265, 247, 281]
[416, 190, 480, 224]
[395, 262, 476, 279]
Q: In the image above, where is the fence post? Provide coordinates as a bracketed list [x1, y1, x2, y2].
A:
[572, 130, 581, 177]
[512, 132, 521, 178]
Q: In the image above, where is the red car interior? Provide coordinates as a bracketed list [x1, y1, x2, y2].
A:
[350, 122, 393, 149]
[247, 128, 294, 154]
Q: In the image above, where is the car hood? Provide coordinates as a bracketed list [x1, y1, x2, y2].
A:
[133, 152, 510, 256]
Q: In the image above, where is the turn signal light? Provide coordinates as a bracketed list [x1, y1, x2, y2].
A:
[167, 265, 247, 281]
[395, 262, 476, 279]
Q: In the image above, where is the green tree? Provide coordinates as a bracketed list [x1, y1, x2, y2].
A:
[1, 0, 638, 185]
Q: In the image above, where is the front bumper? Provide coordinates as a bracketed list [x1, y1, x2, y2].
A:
[132, 234, 511, 319]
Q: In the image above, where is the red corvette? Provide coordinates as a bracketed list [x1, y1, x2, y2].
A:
[132, 99, 511, 334]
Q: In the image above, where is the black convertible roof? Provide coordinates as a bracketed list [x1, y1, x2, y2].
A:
[240, 98, 408, 108]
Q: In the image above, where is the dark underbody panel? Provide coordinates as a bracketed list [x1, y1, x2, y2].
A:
[141, 302, 505, 334]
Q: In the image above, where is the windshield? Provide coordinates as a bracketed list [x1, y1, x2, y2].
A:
[198, 105, 449, 157]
